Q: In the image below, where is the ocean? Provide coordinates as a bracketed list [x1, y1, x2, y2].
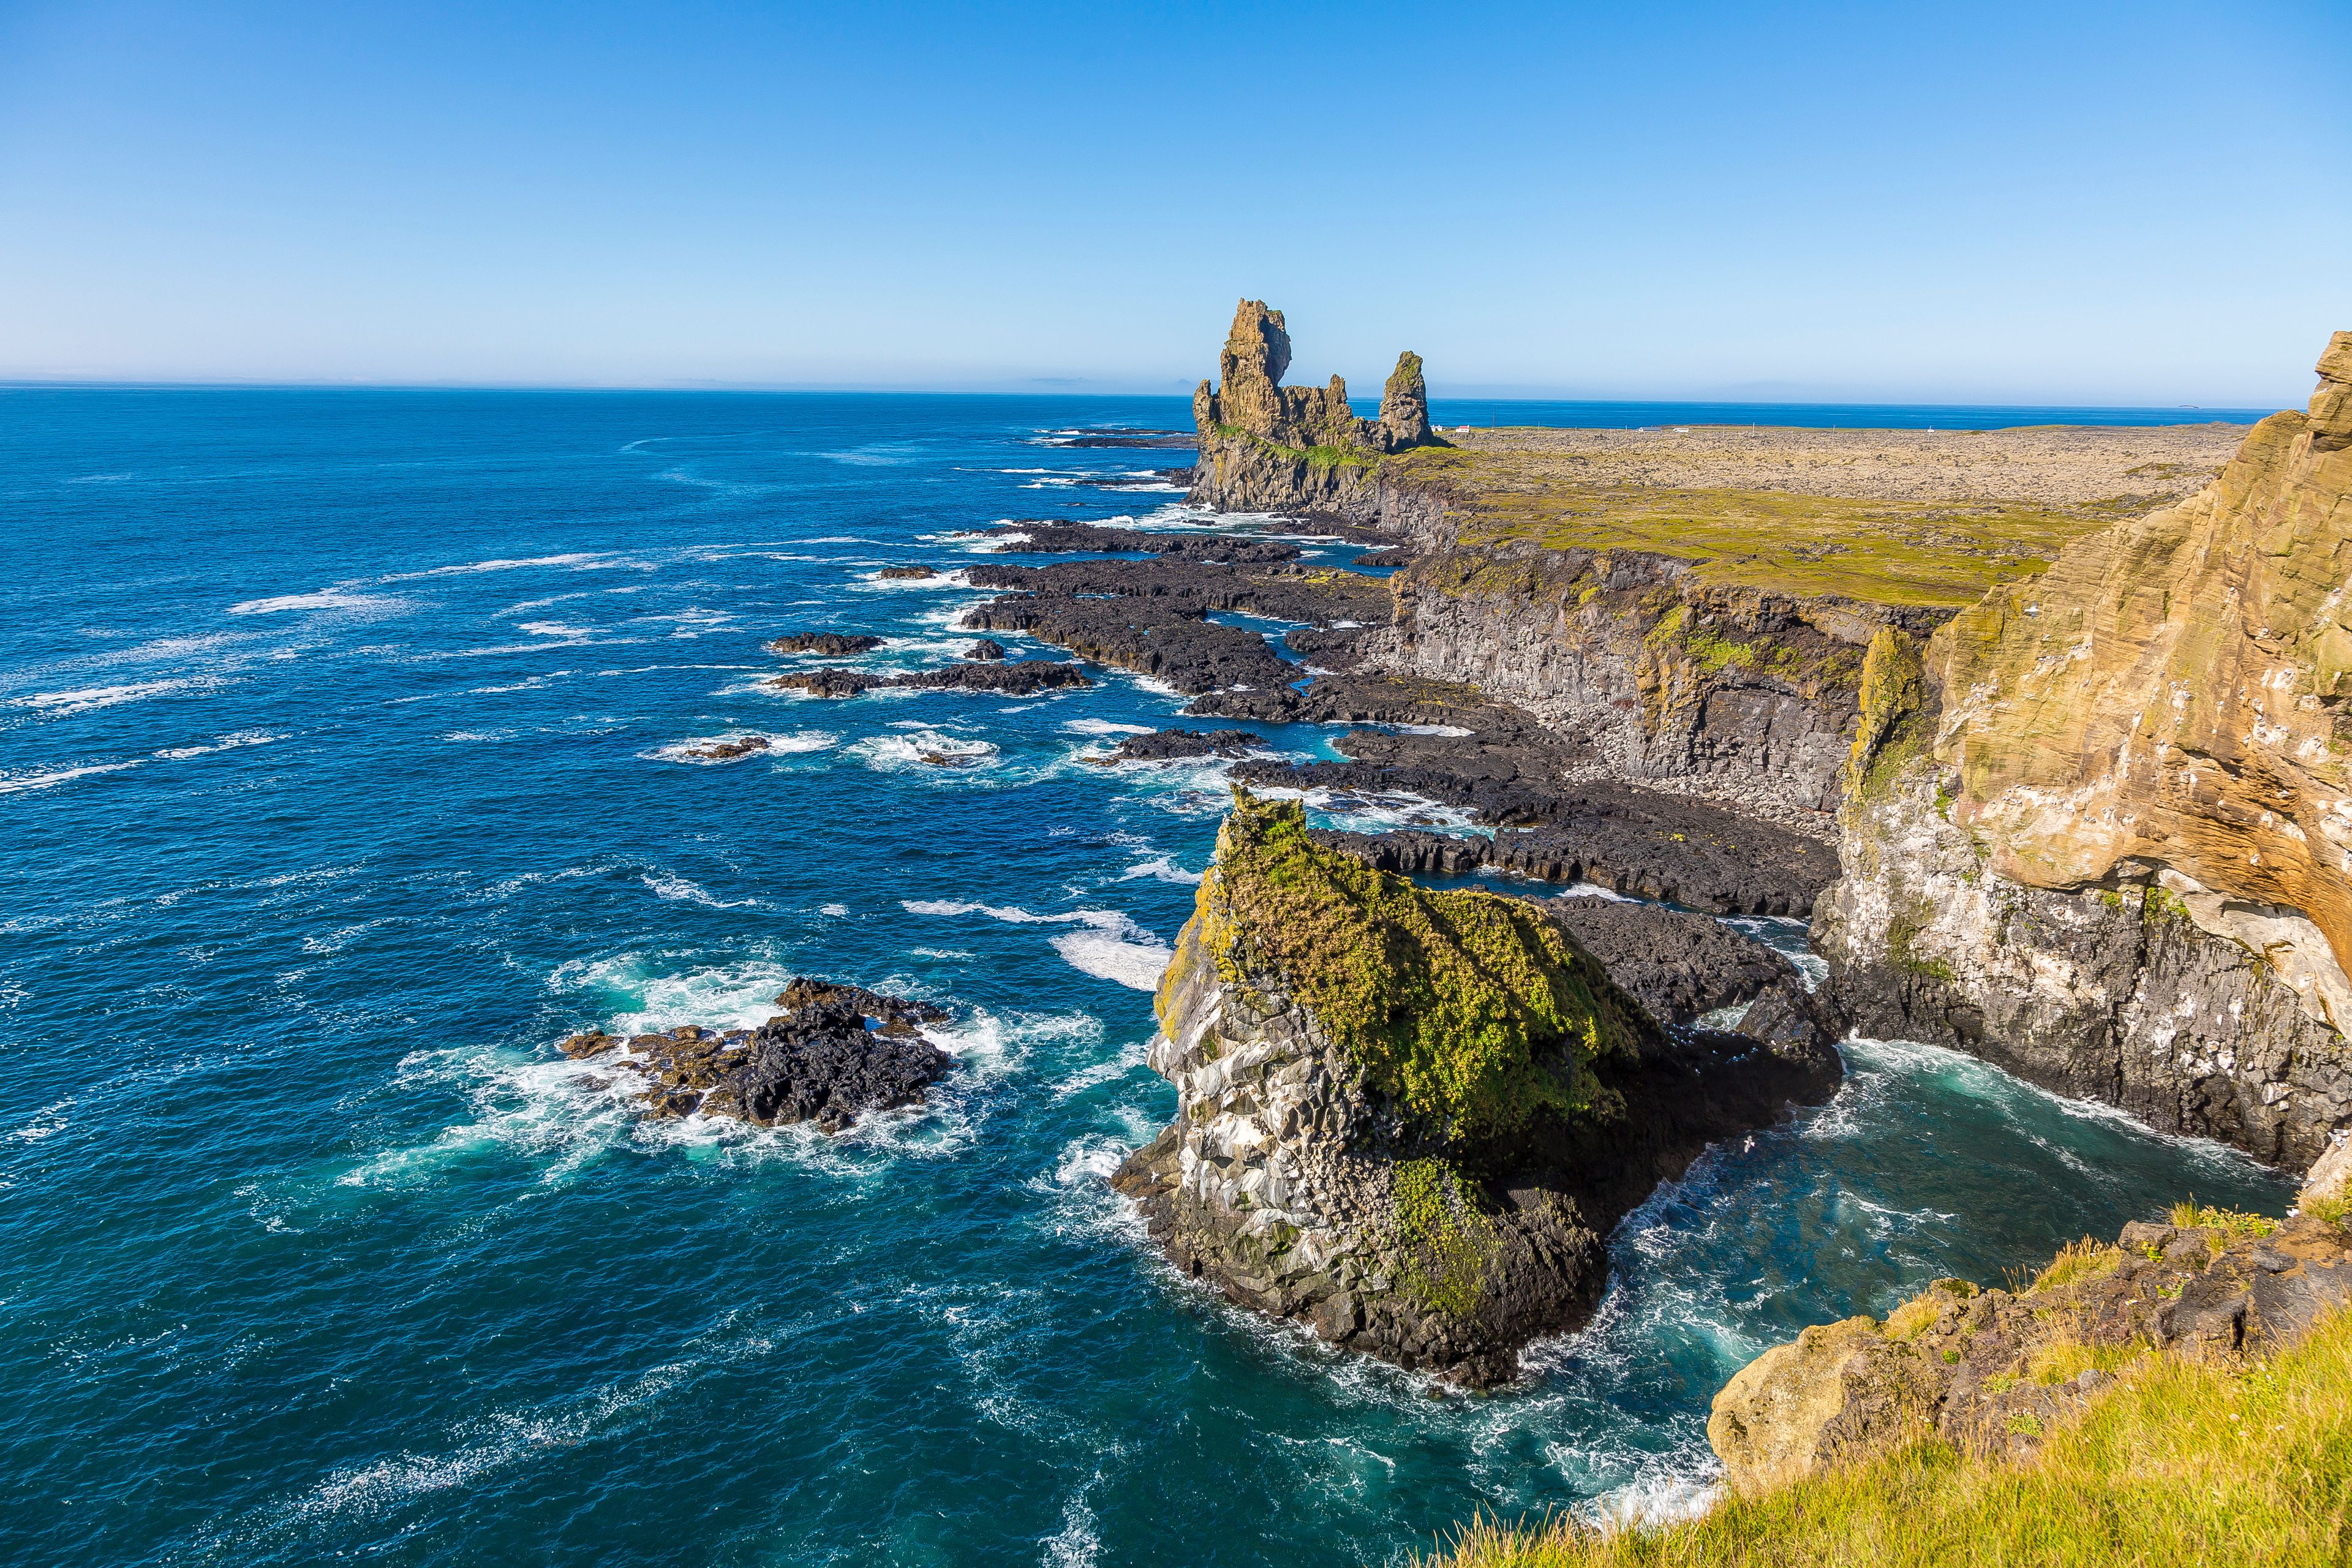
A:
[0, 388, 2291, 1566]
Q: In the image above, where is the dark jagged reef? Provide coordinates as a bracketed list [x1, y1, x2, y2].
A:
[1113, 794, 1839, 1385]
[560, 979, 952, 1132]
[770, 658, 1091, 698]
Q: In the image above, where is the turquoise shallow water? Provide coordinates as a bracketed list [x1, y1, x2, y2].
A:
[0, 389, 2290, 1567]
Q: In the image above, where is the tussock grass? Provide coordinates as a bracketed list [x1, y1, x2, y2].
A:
[1417, 1308, 2352, 1568]
[2171, 1202, 2278, 1240]
[2029, 1238, 2124, 1294]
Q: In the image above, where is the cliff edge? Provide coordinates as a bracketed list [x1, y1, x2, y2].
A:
[1819, 333, 2352, 1166]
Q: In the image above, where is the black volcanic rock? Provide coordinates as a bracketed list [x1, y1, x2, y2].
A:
[771, 659, 1091, 698]
[766, 632, 886, 655]
[974, 522, 1300, 564]
[1052, 428, 1198, 448]
[1542, 895, 1843, 1050]
[559, 979, 954, 1133]
[963, 639, 1007, 661]
[1087, 728, 1267, 764]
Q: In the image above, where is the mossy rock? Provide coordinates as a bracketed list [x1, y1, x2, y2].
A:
[1188, 791, 1640, 1140]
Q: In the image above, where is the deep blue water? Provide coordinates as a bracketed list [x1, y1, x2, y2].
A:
[0, 389, 2292, 1567]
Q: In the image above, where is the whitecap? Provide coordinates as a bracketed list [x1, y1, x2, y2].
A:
[641, 873, 761, 910]
[899, 900, 1171, 990]
[154, 729, 283, 760]
[226, 590, 411, 617]
[0, 760, 142, 794]
[1060, 718, 1155, 736]
[8, 678, 206, 715]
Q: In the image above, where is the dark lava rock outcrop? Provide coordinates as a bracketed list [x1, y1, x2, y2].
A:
[973, 522, 1300, 564]
[560, 979, 953, 1132]
[962, 639, 1006, 661]
[770, 659, 1091, 698]
[1113, 793, 1840, 1386]
[766, 633, 885, 655]
[1542, 895, 1841, 1052]
[1085, 728, 1266, 764]
[1284, 768, 1836, 917]
[681, 735, 774, 762]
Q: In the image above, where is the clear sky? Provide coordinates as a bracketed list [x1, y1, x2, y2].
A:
[2, 1, 2346, 404]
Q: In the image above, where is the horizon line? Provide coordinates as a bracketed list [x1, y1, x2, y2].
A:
[0, 377, 2288, 416]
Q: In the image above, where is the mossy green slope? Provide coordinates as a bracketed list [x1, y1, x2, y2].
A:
[1423, 1303, 2352, 1568]
[1174, 791, 1643, 1140]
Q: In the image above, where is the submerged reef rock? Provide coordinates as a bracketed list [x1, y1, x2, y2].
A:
[769, 658, 1091, 698]
[559, 979, 951, 1133]
[1188, 299, 1444, 515]
[1112, 792, 1839, 1386]
[680, 734, 774, 762]
[1709, 1202, 2352, 1497]
[1819, 333, 2352, 1167]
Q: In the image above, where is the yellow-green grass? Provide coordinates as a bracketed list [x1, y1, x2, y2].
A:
[1414, 1307, 2352, 1568]
[1385, 448, 2143, 609]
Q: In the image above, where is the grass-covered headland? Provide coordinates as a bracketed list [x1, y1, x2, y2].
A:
[1420, 1238, 2352, 1567]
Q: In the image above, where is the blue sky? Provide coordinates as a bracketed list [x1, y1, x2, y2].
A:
[1, 1, 2346, 402]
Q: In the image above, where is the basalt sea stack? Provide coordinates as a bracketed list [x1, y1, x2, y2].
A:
[1114, 792, 1840, 1385]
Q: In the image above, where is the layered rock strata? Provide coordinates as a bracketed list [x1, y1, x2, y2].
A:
[1112, 793, 1840, 1385]
[1365, 548, 1938, 820]
[1819, 334, 2352, 1167]
[560, 979, 952, 1132]
[1709, 1205, 2352, 1496]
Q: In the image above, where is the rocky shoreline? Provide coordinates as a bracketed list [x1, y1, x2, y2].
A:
[644, 303, 2352, 1403]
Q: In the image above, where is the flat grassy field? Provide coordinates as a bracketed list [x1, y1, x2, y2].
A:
[1390, 423, 2250, 609]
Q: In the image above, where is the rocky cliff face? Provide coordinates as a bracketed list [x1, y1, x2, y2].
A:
[1360, 547, 1948, 823]
[1819, 335, 2352, 1167]
[1188, 300, 1441, 516]
[1112, 793, 1839, 1385]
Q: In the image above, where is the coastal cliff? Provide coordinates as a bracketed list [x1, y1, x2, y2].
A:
[1818, 334, 2352, 1166]
[1112, 793, 1839, 1385]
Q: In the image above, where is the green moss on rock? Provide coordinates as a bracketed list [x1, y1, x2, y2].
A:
[1393, 1157, 1498, 1317]
[1196, 791, 1638, 1139]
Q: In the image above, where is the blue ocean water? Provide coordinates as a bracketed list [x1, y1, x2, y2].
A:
[0, 389, 2290, 1567]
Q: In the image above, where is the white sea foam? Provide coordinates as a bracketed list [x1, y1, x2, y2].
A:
[227, 589, 413, 617]
[1049, 929, 1171, 991]
[153, 729, 283, 760]
[518, 620, 595, 638]
[643, 729, 838, 765]
[901, 900, 1171, 990]
[1060, 718, 1155, 736]
[641, 873, 761, 910]
[0, 760, 143, 794]
[9, 677, 209, 715]
[1117, 855, 1202, 886]
[849, 731, 998, 772]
